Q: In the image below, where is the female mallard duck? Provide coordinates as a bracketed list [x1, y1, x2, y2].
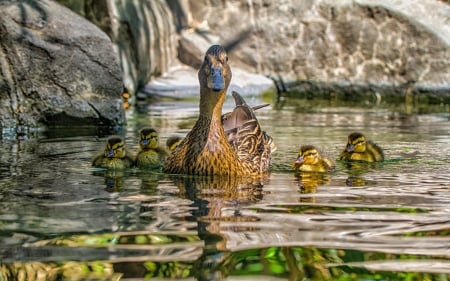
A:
[339, 132, 384, 162]
[135, 127, 168, 168]
[93, 136, 134, 169]
[163, 45, 274, 176]
[164, 99, 269, 153]
[292, 145, 335, 172]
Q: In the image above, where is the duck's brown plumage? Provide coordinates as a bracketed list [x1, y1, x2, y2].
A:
[339, 132, 384, 162]
[163, 45, 274, 176]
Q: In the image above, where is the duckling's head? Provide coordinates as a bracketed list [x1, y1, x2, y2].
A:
[198, 45, 232, 112]
[166, 135, 182, 151]
[104, 136, 126, 158]
[346, 132, 367, 153]
[294, 145, 321, 166]
[139, 127, 158, 149]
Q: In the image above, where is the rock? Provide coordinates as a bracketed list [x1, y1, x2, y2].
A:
[141, 30, 273, 98]
[0, 0, 124, 131]
[180, 0, 450, 94]
[57, 0, 449, 98]
[141, 65, 273, 99]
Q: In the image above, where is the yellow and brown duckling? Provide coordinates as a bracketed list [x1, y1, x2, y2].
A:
[135, 127, 168, 168]
[292, 145, 335, 172]
[339, 132, 384, 162]
[93, 136, 134, 169]
[166, 135, 183, 152]
[163, 45, 275, 176]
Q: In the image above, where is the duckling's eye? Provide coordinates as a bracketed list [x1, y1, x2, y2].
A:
[113, 144, 124, 151]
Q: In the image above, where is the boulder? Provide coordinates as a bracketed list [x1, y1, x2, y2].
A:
[59, 0, 179, 95]
[0, 0, 124, 132]
[57, 0, 449, 98]
[180, 0, 450, 94]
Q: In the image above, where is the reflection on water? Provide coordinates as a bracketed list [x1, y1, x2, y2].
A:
[1, 95, 450, 280]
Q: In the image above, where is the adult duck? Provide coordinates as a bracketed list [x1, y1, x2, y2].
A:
[339, 132, 384, 162]
[163, 45, 274, 176]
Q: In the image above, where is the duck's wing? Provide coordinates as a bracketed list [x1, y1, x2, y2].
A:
[222, 99, 269, 132]
[223, 91, 275, 173]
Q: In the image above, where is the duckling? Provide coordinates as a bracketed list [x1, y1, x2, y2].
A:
[292, 145, 335, 172]
[339, 132, 384, 162]
[92, 136, 134, 169]
[166, 135, 183, 152]
[135, 127, 168, 168]
[163, 45, 274, 176]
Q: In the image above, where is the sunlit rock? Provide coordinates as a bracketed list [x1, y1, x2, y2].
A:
[0, 0, 124, 131]
[180, 0, 450, 94]
[58, 0, 449, 97]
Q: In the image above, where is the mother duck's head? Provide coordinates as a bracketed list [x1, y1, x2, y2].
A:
[198, 45, 232, 93]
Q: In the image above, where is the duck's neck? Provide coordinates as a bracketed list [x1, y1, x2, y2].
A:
[197, 88, 226, 129]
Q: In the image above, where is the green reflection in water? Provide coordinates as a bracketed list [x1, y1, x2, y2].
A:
[1, 245, 448, 280]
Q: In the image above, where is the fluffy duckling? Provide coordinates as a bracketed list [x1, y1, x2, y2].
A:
[93, 136, 134, 169]
[339, 132, 384, 162]
[135, 127, 168, 168]
[292, 145, 335, 172]
[166, 136, 183, 152]
[163, 45, 274, 176]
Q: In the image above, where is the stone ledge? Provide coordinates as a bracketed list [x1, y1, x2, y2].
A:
[139, 66, 273, 98]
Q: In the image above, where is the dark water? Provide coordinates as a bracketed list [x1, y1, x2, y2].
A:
[0, 94, 449, 280]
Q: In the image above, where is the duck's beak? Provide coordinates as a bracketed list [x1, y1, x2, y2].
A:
[141, 139, 149, 146]
[208, 66, 224, 91]
[346, 144, 354, 153]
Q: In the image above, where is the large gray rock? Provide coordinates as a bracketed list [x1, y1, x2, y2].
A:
[0, 0, 124, 131]
[180, 0, 450, 94]
[58, 0, 449, 97]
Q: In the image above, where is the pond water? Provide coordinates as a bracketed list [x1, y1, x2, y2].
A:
[0, 93, 449, 280]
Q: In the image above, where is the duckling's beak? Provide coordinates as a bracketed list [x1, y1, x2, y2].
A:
[141, 139, 149, 146]
[208, 66, 224, 91]
[346, 144, 354, 153]
[108, 149, 115, 158]
[295, 155, 305, 165]
[292, 155, 304, 169]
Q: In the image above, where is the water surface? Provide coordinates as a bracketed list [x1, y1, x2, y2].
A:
[1, 94, 449, 280]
